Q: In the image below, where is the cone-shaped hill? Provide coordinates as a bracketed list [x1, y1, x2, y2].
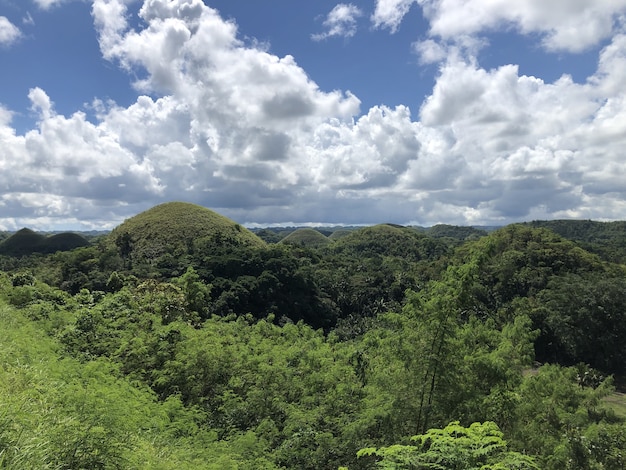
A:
[327, 223, 449, 262]
[327, 229, 353, 241]
[42, 233, 90, 253]
[108, 202, 265, 263]
[0, 228, 46, 256]
[0, 228, 89, 256]
[278, 228, 331, 249]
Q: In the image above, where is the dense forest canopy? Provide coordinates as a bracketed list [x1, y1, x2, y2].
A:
[2, 203, 626, 469]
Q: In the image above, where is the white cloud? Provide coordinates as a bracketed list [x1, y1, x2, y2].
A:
[28, 87, 53, 120]
[412, 38, 446, 64]
[0, 16, 21, 46]
[424, 0, 626, 53]
[312, 3, 363, 41]
[23, 12, 35, 26]
[412, 32, 626, 222]
[378, 0, 626, 53]
[0, 105, 13, 128]
[371, 0, 418, 32]
[33, 0, 71, 9]
[0, 88, 164, 230]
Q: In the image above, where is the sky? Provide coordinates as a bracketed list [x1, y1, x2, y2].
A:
[1, 0, 626, 231]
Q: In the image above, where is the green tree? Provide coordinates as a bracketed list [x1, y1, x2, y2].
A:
[174, 266, 211, 321]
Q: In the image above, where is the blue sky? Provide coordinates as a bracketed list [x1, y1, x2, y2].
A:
[1, 0, 626, 230]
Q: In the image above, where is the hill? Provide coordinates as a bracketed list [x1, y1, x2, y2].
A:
[40, 232, 90, 254]
[278, 228, 331, 248]
[426, 224, 488, 242]
[327, 229, 354, 241]
[108, 202, 265, 266]
[0, 228, 89, 256]
[524, 219, 626, 263]
[327, 223, 449, 262]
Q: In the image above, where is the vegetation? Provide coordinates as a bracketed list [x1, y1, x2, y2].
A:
[2, 206, 626, 468]
[524, 219, 626, 263]
[279, 228, 331, 248]
[424, 224, 488, 246]
[109, 201, 265, 271]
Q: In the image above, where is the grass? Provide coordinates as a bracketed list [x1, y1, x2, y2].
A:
[605, 392, 626, 419]
[108, 201, 265, 261]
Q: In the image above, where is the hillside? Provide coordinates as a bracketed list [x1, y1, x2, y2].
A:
[108, 202, 265, 266]
[426, 224, 488, 242]
[327, 229, 353, 240]
[278, 228, 331, 248]
[327, 223, 449, 262]
[525, 219, 626, 263]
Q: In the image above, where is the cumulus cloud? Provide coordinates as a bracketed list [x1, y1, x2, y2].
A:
[371, 0, 417, 32]
[376, 0, 626, 53]
[412, 38, 446, 64]
[0, 16, 21, 46]
[2, 0, 626, 229]
[425, 0, 626, 53]
[312, 3, 363, 41]
[413, 36, 626, 222]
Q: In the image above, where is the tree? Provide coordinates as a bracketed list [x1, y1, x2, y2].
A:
[174, 266, 211, 320]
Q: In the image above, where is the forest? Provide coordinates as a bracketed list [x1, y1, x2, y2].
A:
[2, 201, 626, 469]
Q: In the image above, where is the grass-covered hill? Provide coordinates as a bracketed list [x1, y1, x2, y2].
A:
[327, 223, 449, 262]
[327, 229, 353, 241]
[0, 228, 89, 256]
[278, 228, 331, 248]
[108, 202, 265, 266]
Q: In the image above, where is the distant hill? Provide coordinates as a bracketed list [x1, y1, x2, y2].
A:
[108, 202, 265, 265]
[426, 224, 488, 241]
[327, 223, 449, 262]
[327, 229, 353, 241]
[524, 220, 626, 263]
[0, 228, 89, 257]
[278, 228, 331, 248]
[252, 228, 287, 244]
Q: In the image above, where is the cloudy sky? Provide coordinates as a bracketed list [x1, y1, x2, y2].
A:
[1, 0, 626, 230]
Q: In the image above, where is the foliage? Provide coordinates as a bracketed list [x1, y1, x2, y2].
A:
[357, 264, 537, 444]
[534, 272, 626, 373]
[0, 302, 280, 469]
[194, 244, 336, 328]
[148, 316, 365, 469]
[359, 421, 539, 469]
[511, 364, 623, 470]
[525, 219, 626, 263]
[2, 207, 626, 469]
